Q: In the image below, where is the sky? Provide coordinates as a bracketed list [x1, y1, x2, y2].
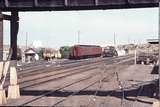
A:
[3, 8, 158, 49]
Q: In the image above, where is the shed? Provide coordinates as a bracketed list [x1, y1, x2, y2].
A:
[24, 48, 37, 62]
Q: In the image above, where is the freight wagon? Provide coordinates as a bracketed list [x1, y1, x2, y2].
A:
[136, 52, 158, 64]
[69, 45, 102, 59]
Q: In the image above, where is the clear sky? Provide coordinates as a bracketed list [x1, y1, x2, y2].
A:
[3, 8, 158, 49]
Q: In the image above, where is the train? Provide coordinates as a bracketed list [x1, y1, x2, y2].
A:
[69, 45, 102, 59]
[60, 45, 119, 60]
[102, 46, 118, 57]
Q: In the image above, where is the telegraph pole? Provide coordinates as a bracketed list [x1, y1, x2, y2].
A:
[78, 30, 80, 44]
[114, 33, 116, 46]
[25, 32, 28, 49]
[128, 37, 130, 44]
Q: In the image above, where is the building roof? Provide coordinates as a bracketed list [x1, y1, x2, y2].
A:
[74, 45, 101, 47]
[25, 48, 37, 54]
[147, 39, 159, 44]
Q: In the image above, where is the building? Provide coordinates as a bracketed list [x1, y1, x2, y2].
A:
[24, 48, 38, 62]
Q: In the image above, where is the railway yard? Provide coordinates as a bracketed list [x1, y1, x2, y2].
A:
[0, 0, 158, 107]
[0, 55, 158, 107]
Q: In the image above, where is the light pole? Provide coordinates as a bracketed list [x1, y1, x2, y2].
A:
[25, 32, 28, 49]
[114, 33, 116, 46]
[78, 30, 80, 44]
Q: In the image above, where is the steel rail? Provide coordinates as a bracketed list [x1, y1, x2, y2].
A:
[50, 58, 134, 107]
[19, 56, 133, 106]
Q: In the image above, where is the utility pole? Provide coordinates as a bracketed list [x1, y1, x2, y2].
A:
[114, 33, 116, 46]
[25, 32, 28, 49]
[128, 37, 130, 44]
[78, 30, 80, 44]
[134, 39, 136, 45]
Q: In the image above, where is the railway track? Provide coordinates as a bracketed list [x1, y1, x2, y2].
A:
[3, 56, 133, 89]
[17, 58, 94, 72]
[17, 55, 133, 77]
[51, 58, 134, 107]
[15, 56, 134, 106]
[4, 55, 132, 84]
[18, 56, 133, 88]
[20, 66, 97, 89]
[4, 58, 86, 81]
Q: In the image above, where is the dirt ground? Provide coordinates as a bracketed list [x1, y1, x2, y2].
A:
[4, 64, 158, 107]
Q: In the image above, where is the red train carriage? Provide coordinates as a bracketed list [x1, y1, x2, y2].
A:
[69, 45, 102, 59]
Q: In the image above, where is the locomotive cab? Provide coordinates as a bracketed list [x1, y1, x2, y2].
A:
[103, 46, 118, 57]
